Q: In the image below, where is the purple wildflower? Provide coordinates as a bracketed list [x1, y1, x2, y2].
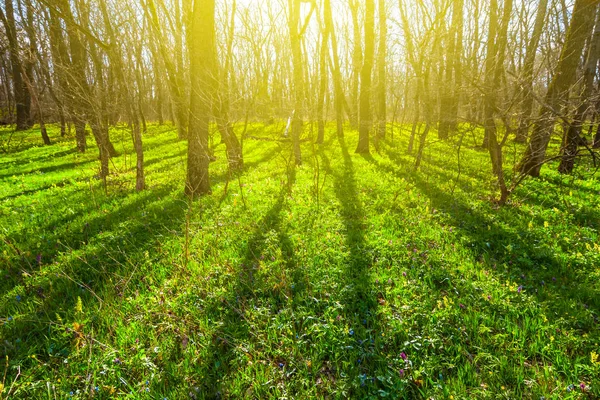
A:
[518, 285, 523, 293]
[400, 352, 407, 361]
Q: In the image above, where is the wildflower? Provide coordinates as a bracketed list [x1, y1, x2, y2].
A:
[400, 352, 408, 361]
[113, 358, 121, 364]
[459, 303, 465, 309]
[16, 295, 21, 302]
[517, 285, 523, 293]
[591, 351, 599, 365]
[402, 271, 407, 277]
[487, 295, 491, 301]
[580, 383, 586, 391]
[36, 254, 42, 265]
[278, 363, 284, 368]
[399, 369, 405, 376]
[94, 386, 99, 392]
[567, 384, 574, 392]
[349, 329, 354, 336]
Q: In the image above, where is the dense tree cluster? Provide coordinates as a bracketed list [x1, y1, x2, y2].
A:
[1, 0, 599, 202]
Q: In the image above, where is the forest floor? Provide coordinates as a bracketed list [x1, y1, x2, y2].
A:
[1, 123, 599, 399]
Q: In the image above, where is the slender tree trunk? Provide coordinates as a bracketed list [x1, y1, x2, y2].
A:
[438, 0, 463, 140]
[316, 11, 329, 145]
[355, 0, 375, 154]
[376, 0, 387, 142]
[484, 0, 512, 204]
[349, 0, 362, 129]
[216, 0, 243, 170]
[288, 0, 304, 165]
[515, 0, 549, 142]
[186, 0, 215, 196]
[324, 0, 344, 138]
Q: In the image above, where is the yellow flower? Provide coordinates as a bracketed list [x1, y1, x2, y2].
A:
[75, 296, 83, 314]
[592, 351, 599, 365]
[544, 221, 549, 228]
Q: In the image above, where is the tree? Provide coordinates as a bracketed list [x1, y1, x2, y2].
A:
[376, 0, 387, 142]
[186, 0, 216, 196]
[323, 0, 344, 138]
[518, 0, 597, 177]
[483, 0, 512, 204]
[355, 0, 374, 154]
[515, 0, 548, 143]
[0, 0, 32, 130]
[558, 5, 600, 173]
[288, 0, 305, 165]
[438, 0, 464, 140]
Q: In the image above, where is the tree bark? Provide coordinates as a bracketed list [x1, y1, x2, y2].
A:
[355, 0, 375, 154]
[0, 0, 32, 130]
[186, 0, 215, 196]
[288, 0, 304, 165]
[376, 0, 387, 141]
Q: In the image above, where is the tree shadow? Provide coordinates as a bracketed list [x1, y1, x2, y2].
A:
[193, 176, 306, 397]
[316, 138, 387, 395]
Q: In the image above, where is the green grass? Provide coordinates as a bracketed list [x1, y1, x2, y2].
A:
[1, 122, 599, 399]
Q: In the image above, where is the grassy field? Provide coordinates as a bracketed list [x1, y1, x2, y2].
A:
[1, 123, 599, 399]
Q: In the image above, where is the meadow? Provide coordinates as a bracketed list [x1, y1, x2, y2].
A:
[1, 123, 599, 399]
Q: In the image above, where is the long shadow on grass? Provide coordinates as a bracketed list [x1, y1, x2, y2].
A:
[195, 173, 307, 397]
[365, 147, 600, 321]
[1, 185, 190, 391]
[415, 173, 599, 321]
[0, 158, 97, 180]
[318, 139, 391, 396]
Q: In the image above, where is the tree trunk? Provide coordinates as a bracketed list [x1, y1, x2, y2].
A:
[186, 0, 215, 196]
[216, 0, 243, 170]
[438, 0, 463, 140]
[349, 0, 362, 129]
[376, 0, 387, 141]
[484, 0, 512, 204]
[515, 0, 549, 143]
[288, 0, 304, 165]
[0, 0, 32, 130]
[316, 12, 329, 145]
[558, 4, 600, 173]
[355, 0, 374, 154]
[324, 0, 344, 138]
